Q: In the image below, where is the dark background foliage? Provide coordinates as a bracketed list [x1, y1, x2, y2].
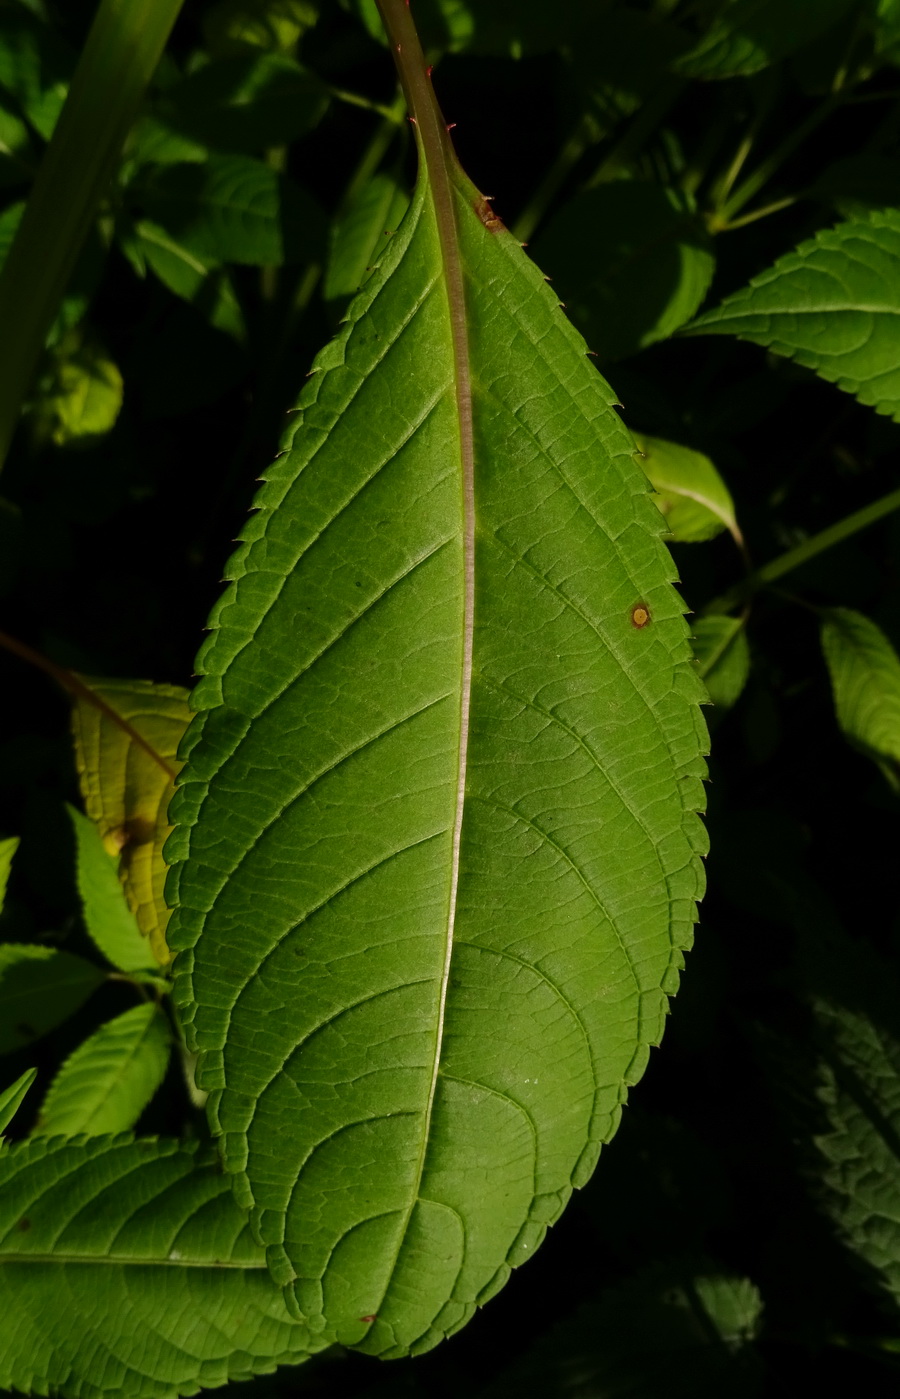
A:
[3, 0, 900, 1393]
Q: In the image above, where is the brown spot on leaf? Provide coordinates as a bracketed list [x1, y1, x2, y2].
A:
[474, 196, 505, 234]
[631, 603, 651, 629]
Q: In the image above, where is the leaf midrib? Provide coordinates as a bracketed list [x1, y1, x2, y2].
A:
[372, 0, 475, 1314]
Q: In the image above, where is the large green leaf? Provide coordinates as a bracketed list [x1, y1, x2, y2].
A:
[674, 0, 856, 79]
[33, 1002, 171, 1136]
[820, 607, 900, 789]
[687, 212, 900, 423]
[168, 0, 707, 1359]
[0, 1135, 326, 1397]
[0, 945, 105, 1055]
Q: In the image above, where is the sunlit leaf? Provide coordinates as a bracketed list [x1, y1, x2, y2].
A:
[688, 211, 900, 423]
[0, 1136, 328, 1397]
[167, 3, 708, 1357]
[675, 0, 856, 79]
[0, 945, 104, 1055]
[0, 835, 18, 913]
[33, 1002, 171, 1136]
[31, 335, 123, 448]
[693, 615, 751, 710]
[821, 607, 900, 789]
[533, 182, 714, 363]
[68, 805, 157, 974]
[0, 1069, 36, 1136]
[70, 676, 191, 967]
[634, 434, 741, 545]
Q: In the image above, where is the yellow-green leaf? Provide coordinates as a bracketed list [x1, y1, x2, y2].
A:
[0, 1069, 36, 1136]
[68, 805, 158, 974]
[634, 435, 742, 546]
[32, 338, 124, 448]
[33, 1003, 171, 1137]
[0, 836, 18, 915]
[70, 677, 191, 966]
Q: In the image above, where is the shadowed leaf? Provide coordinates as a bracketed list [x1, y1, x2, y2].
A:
[693, 616, 750, 711]
[533, 183, 714, 363]
[0, 945, 104, 1055]
[821, 607, 900, 789]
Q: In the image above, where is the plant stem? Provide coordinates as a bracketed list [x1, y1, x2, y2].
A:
[325, 83, 407, 123]
[713, 193, 798, 233]
[0, 626, 174, 776]
[512, 111, 601, 243]
[340, 87, 408, 211]
[704, 487, 900, 615]
[0, 0, 185, 474]
[719, 95, 839, 223]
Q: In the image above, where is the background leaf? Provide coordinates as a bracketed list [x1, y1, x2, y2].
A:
[324, 169, 410, 307]
[68, 804, 157, 973]
[168, 37, 707, 1356]
[675, 0, 856, 79]
[0, 945, 104, 1055]
[0, 834, 18, 912]
[32, 1001, 171, 1136]
[137, 154, 326, 267]
[811, 989, 900, 1308]
[155, 52, 328, 154]
[132, 218, 246, 340]
[688, 212, 900, 423]
[532, 183, 714, 363]
[0, 1068, 35, 1135]
[692, 615, 751, 711]
[0, 1135, 327, 1398]
[70, 676, 191, 966]
[479, 1265, 764, 1398]
[634, 434, 741, 545]
[820, 607, 900, 789]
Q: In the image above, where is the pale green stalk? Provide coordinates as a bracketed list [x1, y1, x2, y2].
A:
[0, 0, 185, 472]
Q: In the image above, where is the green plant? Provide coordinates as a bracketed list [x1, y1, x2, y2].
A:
[3, 0, 900, 1395]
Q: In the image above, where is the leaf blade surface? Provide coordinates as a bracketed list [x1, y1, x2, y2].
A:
[687, 212, 900, 422]
[0, 1135, 325, 1398]
[168, 4, 707, 1357]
